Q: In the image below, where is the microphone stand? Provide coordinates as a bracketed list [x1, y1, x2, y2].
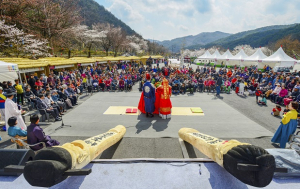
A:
[55, 115, 72, 131]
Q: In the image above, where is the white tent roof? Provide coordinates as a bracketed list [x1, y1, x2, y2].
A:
[219, 49, 234, 60]
[211, 49, 222, 60]
[244, 48, 268, 62]
[0, 61, 19, 82]
[231, 49, 249, 61]
[263, 47, 297, 63]
[197, 50, 212, 59]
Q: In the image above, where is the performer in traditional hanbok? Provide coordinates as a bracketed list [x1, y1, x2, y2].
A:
[5, 89, 27, 131]
[271, 101, 298, 148]
[156, 78, 172, 119]
[138, 74, 156, 117]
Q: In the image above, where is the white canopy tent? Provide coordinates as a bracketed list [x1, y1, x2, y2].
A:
[217, 49, 234, 65]
[194, 50, 212, 64]
[262, 47, 297, 69]
[211, 49, 222, 65]
[0, 61, 19, 83]
[244, 48, 268, 67]
[230, 49, 249, 67]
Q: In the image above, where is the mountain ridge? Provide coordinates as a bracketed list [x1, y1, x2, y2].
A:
[155, 31, 231, 52]
[78, 0, 138, 36]
[185, 24, 300, 50]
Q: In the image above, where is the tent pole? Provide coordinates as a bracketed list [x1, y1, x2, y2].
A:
[23, 73, 27, 84]
[18, 71, 23, 85]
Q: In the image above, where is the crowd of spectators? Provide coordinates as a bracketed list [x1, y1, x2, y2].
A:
[1, 61, 300, 147]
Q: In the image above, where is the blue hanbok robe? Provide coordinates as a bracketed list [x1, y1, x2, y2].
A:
[271, 109, 298, 148]
[143, 81, 156, 113]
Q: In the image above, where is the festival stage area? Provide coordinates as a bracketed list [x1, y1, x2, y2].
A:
[44, 88, 273, 139]
[1, 162, 299, 189]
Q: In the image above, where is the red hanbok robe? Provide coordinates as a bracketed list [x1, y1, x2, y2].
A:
[138, 91, 160, 114]
[156, 83, 172, 115]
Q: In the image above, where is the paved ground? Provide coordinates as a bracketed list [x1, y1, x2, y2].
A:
[1, 63, 298, 159]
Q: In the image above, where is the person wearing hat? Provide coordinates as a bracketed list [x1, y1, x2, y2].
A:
[4, 89, 27, 131]
[0, 87, 6, 130]
[7, 116, 27, 137]
[269, 83, 282, 102]
[138, 73, 156, 117]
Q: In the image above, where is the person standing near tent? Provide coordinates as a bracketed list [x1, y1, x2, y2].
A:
[13, 79, 24, 105]
[5, 89, 27, 131]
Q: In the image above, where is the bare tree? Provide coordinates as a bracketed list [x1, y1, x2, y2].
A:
[110, 27, 126, 57]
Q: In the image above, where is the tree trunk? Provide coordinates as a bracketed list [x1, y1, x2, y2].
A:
[68, 50, 71, 58]
[88, 46, 91, 58]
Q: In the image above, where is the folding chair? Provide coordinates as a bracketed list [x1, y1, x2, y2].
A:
[38, 109, 54, 122]
[11, 136, 46, 150]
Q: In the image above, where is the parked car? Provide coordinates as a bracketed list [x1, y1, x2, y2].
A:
[273, 66, 292, 74]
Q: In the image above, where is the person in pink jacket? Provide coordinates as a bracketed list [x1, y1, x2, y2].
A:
[224, 79, 231, 94]
[276, 86, 288, 105]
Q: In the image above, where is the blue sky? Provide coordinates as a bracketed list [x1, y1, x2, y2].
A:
[95, 0, 300, 41]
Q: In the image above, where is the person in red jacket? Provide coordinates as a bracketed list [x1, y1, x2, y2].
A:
[231, 77, 237, 90]
[204, 79, 210, 92]
[209, 78, 215, 92]
[271, 105, 282, 116]
[105, 77, 111, 91]
[255, 87, 263, 103]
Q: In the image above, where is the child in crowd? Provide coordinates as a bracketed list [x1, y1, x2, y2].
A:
[258, 94, 267, 105]
[180, 83, 186, 94]
[255, 87, 263, 103]
[7, 116, 27, 137]
[239, 80, 245, 96]
[271, 105, 281, 116]
[235, 80, 240, 94]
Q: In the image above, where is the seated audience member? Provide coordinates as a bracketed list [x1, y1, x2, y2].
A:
[224, 79, 231, 94]
[238, 80, 245, 96]
[44, 92, 63, 115]
[111, 77, 118, 91]
[24, 87, 38, 104]
[27, 114, 60, 151]
[275, 86, 288, 105]
[271, 105, 281, 116]
[198, 77, 204, 92]
[36, 94, 61, 121]
[105, 77, 111, 91]
[180, 83, 186, 94]
[235, 80, 240, 94]
[51, 90, 67, 112]
[58, 88, 73, 108]
[204, 78, 210, 92]
[187, 81, 194, 94]
[7, 116, 27, 137]
[258, 94, 267, 105]
[66, 84, 78, 105]
[269, 84, 281, 102]
[119, 78, 125, 91]
[172, 84, 180, 95]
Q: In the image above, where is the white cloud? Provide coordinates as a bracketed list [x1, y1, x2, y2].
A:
[108, 0, 144, 22]
[179, 25, 188, 31]
[102, 0, 300, 41]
